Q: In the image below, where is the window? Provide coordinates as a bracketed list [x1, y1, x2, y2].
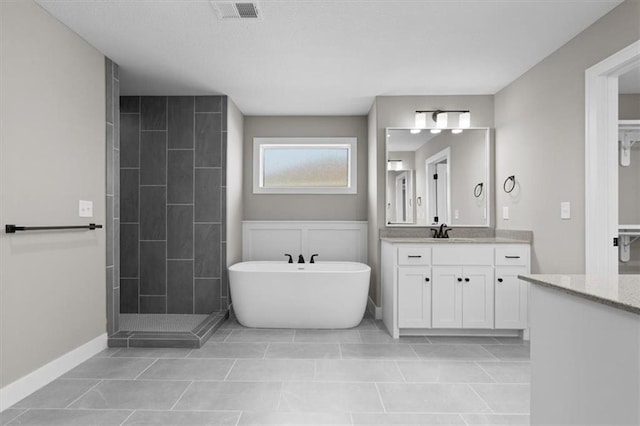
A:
[253, 137, 357, 194]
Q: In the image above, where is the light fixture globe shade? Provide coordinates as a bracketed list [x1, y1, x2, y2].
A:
[436, 112, 448, 128]
[430, 129, 442, 134]
[459, 112, 471, 128]
[452, 129, 463, 134]
[415, 112, 427, 128]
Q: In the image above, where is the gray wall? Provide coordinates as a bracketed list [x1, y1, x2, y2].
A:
[0, 0, 106, 387]
[243, 116, 368, 220]
[620, 94, 640, 120]
[368, 95, 495, 304]
[119, 96, 228, 314]
[494, 0, 640, 274]
[226, 99, 244, 285]
[106, 58, 120, 334]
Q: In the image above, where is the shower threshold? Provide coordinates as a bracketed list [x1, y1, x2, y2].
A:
[107, 310, 228, 348]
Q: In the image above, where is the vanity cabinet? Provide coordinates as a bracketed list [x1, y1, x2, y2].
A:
[381, 240, 530, 338]
[432, 266, 494, 328]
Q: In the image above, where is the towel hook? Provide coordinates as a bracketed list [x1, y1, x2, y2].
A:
[503, 175, 516, 193]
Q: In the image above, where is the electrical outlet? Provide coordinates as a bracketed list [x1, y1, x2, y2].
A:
[502, 206, 509, 220]
[79, 200, 93, 218]
[561, 202, 571, 219]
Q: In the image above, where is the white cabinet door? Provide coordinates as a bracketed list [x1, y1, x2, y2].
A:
[397, 267, 431, 328]
[495, 266, 529, 329]
[462, 266, 494, 329]
[432, 266, 462, 328]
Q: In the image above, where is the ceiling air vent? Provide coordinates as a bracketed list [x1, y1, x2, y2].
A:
[211, 2, 262, 20]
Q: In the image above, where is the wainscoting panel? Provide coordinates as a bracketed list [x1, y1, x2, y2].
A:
[242, 221, 368, 263]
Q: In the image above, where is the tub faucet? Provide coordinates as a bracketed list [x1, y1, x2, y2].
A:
[310, 254, 319, 263]
[298, 254, 305, 263]
[284, 254, 293, 263]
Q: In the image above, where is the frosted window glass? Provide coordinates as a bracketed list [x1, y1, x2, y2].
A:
[262, 146, 349, 188]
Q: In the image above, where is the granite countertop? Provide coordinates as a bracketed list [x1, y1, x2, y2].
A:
[380, 237, 530, 244]
[519, 274, 640, 315]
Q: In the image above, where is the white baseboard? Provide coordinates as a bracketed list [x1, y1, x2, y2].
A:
[0, 333, 107, 412]
[367, 297, 382, 320]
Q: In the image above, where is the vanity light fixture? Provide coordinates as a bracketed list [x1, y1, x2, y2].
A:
[459, 112, 471, 128]
[388, 160, 404, 171]
[436, 112, 448, 128]
[430, 129, 442, 134]
[410, 129, 421, 134]
[415, 109, 471, 130]
[452, 129, 463, 134]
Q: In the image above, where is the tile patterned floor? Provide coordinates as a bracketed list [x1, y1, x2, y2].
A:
[3, 315, 530, 425]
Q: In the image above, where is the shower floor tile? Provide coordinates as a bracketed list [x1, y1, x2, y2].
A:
[119, 314, 209, 332]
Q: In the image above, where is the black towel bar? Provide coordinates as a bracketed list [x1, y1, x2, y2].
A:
[5, 224, 103, 234]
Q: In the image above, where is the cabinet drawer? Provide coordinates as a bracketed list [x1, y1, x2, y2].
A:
[495, 246, 529, 266]
[398, 247, 431, 265]
[432, 246, 492, 265]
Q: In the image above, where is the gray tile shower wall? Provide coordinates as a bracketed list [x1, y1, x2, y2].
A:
[106, 58, 120, 335]
[119, 95, 228, 315]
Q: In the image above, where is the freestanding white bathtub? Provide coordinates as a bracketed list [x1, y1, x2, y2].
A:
[229, 261, 371, 329]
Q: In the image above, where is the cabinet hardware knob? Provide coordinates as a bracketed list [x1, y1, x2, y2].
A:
[457, 278, 463, 282]
[497, 278, 504, 283]
[464, 278, 470, 282]
[425, 277, 430, 282]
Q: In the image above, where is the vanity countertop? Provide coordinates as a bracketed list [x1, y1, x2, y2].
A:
[380, 237, 530, 244]
[519, 274, 640, 315]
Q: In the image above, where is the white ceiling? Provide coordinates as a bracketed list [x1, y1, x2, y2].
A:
[36, 0, 623, 115]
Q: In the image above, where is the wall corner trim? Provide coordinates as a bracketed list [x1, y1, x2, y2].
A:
[0, 333, 108, 412]
[367, 296, 382, 320]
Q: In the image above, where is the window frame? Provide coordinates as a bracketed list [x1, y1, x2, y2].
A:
[253, 137, 357, 194]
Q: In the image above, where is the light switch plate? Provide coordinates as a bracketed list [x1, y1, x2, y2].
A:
[454, 209, 460, 219]
[502, 206, 509, 220]
[79, 200, 93, 218]
[561, 201, 571, 219]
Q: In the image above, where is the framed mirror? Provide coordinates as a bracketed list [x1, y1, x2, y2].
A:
[386, 127, 491, 227]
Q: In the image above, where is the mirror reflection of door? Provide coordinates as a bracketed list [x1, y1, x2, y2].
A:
[426, 148, 451, 225]
[618, 64, 640, 274]
[394, 171, 414, 223]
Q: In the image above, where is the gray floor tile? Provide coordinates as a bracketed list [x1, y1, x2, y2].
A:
[62, 357, 155, 379]
[477, 361, 531, 383]
[138, 358, 234, 380]
[265, 343, 341, 359]
[111, 347, 192, 358]
[396, 361, 494, 383]
[13, 379, 100, 409]
[226, 359, 315, 381]
[294, 329, 361, 343]
[69, 380, 189, 410]
[226, 329, 295, 343]
[6, 409, 131, 425]
[92, 348, 122, 358]
[315, 359, 404, 382]
[340, 343, 418, 360]
[481, 345, 530, 361]
[359, 330, 428, 344]
[471, 384, 530, 414]
[189, 342, 268, 359]
[352, 413, 466, 425]
[237, 411, 352, 425]
[377, 383, 491, 413]
[218, 318, 247, 329]
[207, 329, 232, 342]
[462, 413, 530, 425]
[123, 410, 240, 425]
[351, 318, 380, 330]
[174, 381, 281, 411]
[279, 382, 383, 412]
[427, 336, 501, 344]
[493, 337, 530, 345]
[411, 344, 498, 361]
[0, 409, 25, 425]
